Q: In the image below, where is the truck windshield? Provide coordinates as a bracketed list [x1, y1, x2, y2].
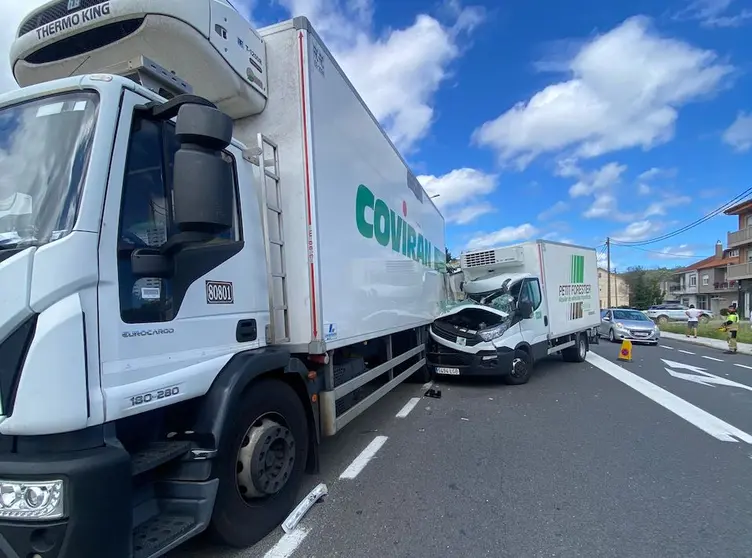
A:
[0, 91, 99, 249]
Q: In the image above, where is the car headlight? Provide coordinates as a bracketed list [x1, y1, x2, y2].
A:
[0, 479, 64, 520]
[614, 322, 626, 330]
[479, 323, 509, 341]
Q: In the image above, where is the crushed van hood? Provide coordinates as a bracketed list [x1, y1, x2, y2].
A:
[433, 302, 509, 338]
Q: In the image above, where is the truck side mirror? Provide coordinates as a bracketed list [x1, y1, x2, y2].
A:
[518, 300, 534, 319]
[172, 103, 235, 237]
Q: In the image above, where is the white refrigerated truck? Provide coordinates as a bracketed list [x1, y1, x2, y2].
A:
[0, 1, 446, 557]
[427, 240, 600, 384]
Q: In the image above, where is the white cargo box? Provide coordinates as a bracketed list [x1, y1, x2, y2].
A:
[461, 240, 600, 338]
[237, 18, 446, 352]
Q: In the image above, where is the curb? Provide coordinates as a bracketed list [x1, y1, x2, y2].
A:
[659, 331, 752, 356]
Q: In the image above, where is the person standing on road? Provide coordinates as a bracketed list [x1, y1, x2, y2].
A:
[723, 306, 739, 354]
[685, 304, 701, 338]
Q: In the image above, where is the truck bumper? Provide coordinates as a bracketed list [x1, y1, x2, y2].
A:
[0, 444, 132, 558]
[427, 341, 515, 377]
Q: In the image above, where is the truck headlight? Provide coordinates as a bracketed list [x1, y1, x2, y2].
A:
[0, 479, 64, 520]
[479, 323, 509, 341]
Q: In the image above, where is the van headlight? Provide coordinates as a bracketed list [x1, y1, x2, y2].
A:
[0, 479, 64, 520]
[479, 323, 509, 341]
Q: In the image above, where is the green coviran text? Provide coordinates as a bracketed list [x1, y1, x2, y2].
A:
[356, 184, 446, 272]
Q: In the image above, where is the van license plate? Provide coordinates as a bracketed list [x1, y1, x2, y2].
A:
[436, 367, 460, 375]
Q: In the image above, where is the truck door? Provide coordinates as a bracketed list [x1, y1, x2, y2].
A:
[96, 90, 267, 423]
[519, 277, 548, 361]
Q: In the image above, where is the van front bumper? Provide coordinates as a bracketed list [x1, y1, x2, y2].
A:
[427, 340, 515, 376]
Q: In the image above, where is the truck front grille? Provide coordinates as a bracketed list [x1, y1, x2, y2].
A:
[431, 322, 480, 347]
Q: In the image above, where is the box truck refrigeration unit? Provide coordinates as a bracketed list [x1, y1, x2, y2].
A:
[427, 240, 601, 384]
[0, 1, 446, 557]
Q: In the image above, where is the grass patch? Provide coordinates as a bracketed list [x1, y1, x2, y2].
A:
[658, 322, 752, 344]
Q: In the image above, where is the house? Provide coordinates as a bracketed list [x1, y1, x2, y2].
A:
[672, 241, 739, 314]
[724, 198, 752, 318]
[597, 268, 629, 308]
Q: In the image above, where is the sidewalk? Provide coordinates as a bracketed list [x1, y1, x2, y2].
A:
[660, 331, 752, 356]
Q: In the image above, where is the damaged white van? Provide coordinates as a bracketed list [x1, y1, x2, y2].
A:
[427, 241, 601, 384]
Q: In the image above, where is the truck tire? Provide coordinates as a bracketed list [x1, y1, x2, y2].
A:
[562, 333, 587, 363]
[208, 378, 309, 548]
[502, 349, 532, 385]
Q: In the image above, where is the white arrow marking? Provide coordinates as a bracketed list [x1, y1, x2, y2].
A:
[661, 359, 752, 392]
[660, 359, 712, 377]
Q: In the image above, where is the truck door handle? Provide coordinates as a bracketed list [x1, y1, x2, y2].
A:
[544, 316, 548, 327]
[236, 319, 257, 342]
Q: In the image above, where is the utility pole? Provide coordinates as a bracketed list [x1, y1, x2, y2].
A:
[606, 237, 611, 308]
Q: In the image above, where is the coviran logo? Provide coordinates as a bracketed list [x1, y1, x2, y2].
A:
[355, 184, 445, 271]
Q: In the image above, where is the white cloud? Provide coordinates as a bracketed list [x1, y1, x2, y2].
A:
[538, 200, 569, 221]
[722, 111, 752, 152]
[418, 168, 498, 225]
[643, 195, 692, 217]
[0, 1, 48, 93]
[584, 193, 617, 218]
[275, 0, 484, 152]
[650, 244, 695, 259]
[568, 162, 627, 197]
[471, 16, 733, 167]
[674, 0, 752, 28]
[466, 223, 538, 250]
[612, 220, 661, 242]
[542, 231, 575, 244]
[637, 183, 651, 195]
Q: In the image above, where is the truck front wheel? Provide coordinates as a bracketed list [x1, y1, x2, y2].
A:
[209, 378, 309, 548]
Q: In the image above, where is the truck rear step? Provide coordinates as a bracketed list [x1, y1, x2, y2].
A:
[133, 515, 196, 558]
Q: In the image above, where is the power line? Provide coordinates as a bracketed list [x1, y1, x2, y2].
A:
[614, 186, 752, 246]
[612, 243, 701, 259]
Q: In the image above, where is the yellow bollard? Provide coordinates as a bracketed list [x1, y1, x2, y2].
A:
[618, 339, 633, 362]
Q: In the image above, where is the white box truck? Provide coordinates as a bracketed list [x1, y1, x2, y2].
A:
[427, 240, 600, 384]
[0, 2, 446, 557]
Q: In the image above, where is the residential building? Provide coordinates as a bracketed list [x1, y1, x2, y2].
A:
[597, 268, 629, 308]
[672, 241, 739, 314]
[724, 198, 752, 318]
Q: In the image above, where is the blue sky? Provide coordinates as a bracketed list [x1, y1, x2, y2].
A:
[238, 0, 752, 271]
[3, 0, 752, 271]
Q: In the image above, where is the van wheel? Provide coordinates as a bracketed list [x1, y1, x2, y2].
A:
[503, 349, 532, 385]
[208, 379, 308, 548]
[562, 334, 587, 363]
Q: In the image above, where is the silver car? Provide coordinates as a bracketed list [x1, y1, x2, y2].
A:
[600, 308, 660, 345]
[646, 304, 712, 324]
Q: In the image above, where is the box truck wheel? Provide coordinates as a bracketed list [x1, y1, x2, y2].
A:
[503, 349, 532, 385]
[208, 379, 309, 548]
[562, 333, 587, 363]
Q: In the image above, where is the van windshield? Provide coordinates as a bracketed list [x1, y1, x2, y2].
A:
[0, 91, 99, 250]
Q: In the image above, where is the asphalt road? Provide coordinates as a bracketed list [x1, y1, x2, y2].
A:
[172, 337, 752, 558]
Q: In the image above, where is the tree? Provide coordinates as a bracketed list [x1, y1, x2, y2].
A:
[625, 266, 666, 309]
[446, 248, 453, 263]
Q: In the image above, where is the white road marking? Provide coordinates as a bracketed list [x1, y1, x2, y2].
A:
[734, 363, 752, 370]
[396, 397, 421, 418]
[660, 345, 674, 350]
[339, 436, 388, 479]
[264, 527, 310, 558]
[678, 349, 695, 355]
[586, 352, 752, 444]
[702, 355, 724, 362]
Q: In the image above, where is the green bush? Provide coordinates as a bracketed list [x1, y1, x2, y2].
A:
[658, 322, 752, 344]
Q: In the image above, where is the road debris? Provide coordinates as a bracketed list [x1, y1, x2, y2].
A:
[281, 483, 328, 533]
